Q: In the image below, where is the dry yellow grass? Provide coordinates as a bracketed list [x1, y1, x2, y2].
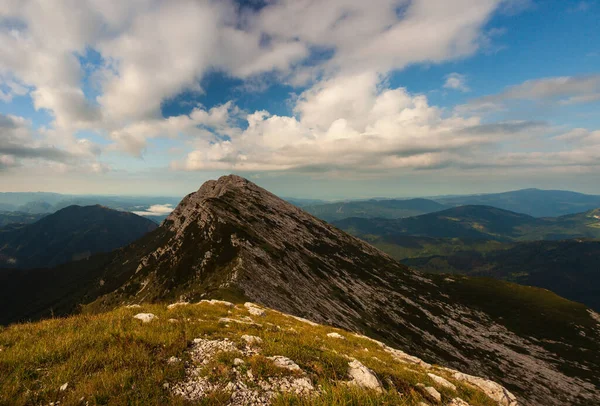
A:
[0, 301, 496, 406]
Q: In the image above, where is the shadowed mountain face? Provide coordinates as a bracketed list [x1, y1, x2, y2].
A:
[333, 205, 600, 242]
[404, 239, 600, 312]
[303, 198, 447, 221]
[0, 205, 158, 269]
[0, 211, 47, 228]
[436, 188, 600, 217]
[1, 176, 599, 405]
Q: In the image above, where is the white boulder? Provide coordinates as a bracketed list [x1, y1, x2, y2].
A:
[133, 313, 157, 323]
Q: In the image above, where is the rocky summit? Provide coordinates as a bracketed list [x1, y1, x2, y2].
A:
[2, 175, 599, 405]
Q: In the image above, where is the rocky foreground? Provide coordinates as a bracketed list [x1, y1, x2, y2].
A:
[0, 300, 514, 406]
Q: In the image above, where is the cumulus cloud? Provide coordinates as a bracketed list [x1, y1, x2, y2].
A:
[444, 73, 470, 92]
[3, 0, 594, 181]
[0, 0, 506, 152]
[0, 113, 102, 171]
[174, 73, 556, 173]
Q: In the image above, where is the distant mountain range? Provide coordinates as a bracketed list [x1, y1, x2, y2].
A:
[1, 176, 598, 405]
[303, 198, 447, 221]
[0, 205, 157, 269]
[0, 192, 181, 223]
[334, 205, 600, 241]
[435, 188, 600, 217]
[334, 205, 600, 313]
[0, 211, 47, 227]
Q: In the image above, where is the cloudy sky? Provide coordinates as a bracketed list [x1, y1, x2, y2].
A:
[1, 0, 599, 199]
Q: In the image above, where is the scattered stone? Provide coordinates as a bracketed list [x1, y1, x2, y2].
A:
[452, 372, 518, 406]
[241, 335, 263, 345]
[327, 332, 345, 339]
[427, 372, 457, 391]
[219, 317, 262, 327]
[198, 299, 235, 308]
[448, 398, 471, 406]
[167, 319, 179, 324]
[290, 315, 319, 326]
[422, 385, 441, 402]
[173, 337, 315, 405]
[346, 360, 382, 392]
[167, 302, 189, 310]
[352, 333, 431, 368]
[244, 302, 266, 317]
[267, 356, 301, 371]
[59, 382, 68, 391]
[125, 304, 141, 309]
[167, 356, 181, 365]
[133, 313, 157, 323]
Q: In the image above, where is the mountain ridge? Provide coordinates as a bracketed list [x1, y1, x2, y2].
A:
[1, 175, 599, 405]
[333, 204, 600, 242]
[0, 204, 158, 269]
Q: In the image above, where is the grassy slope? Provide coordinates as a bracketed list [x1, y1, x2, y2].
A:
[405, 240, 600, 311]
[0, 302, 496, 406]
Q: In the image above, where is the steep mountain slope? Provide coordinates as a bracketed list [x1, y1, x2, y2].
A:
[303, 198, 447, 221]
[404, 239, 600, 312]
[333, 205, 600, 242]
[0, 205, 157, 268]
[436, 188, 600, 217]
[1, 176, 599, 405]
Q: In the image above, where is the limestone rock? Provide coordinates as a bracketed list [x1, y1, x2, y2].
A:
[448, 398, 471, 406]
[241, 335, 263, 345]
[423, 385, 441, 402]
[427, 372, 456, 391]
[267, 356, 301, 371]
[133, 313, 157, 323]
[198, 299, 235, 308]
[167, 302, 189, 309]
[452, 372, 518, 406]
[244, 302, 266, 317]
[347, 359, 382, 392]
[327, 332, 345, 339]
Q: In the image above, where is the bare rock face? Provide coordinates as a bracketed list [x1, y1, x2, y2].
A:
[86, 175, 600, 406]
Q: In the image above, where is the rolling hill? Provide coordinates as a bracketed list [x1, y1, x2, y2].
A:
[0, 205, 158, 269]
[0, 175, 598, 405]
[404, 239, 600, 312]
[333, 205, 600, 242]
[303, 198, 447, 221]
[436, 188, 600, 217]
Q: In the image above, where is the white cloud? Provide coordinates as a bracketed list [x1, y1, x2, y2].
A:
[444, 73, 470, 92]
[174, 74, 560, 173]
[0, 113, 102, 171]
[4, 0, 591, 181]
[463, 75, 600, 111]
[133, 204, 174, 216]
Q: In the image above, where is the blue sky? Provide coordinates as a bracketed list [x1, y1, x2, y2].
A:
[1, 0, 599, 199]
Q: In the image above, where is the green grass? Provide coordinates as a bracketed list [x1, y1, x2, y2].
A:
[0, 302, 500, 406]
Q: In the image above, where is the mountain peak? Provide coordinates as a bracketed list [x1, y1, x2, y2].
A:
[6, 177, 599, 405]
